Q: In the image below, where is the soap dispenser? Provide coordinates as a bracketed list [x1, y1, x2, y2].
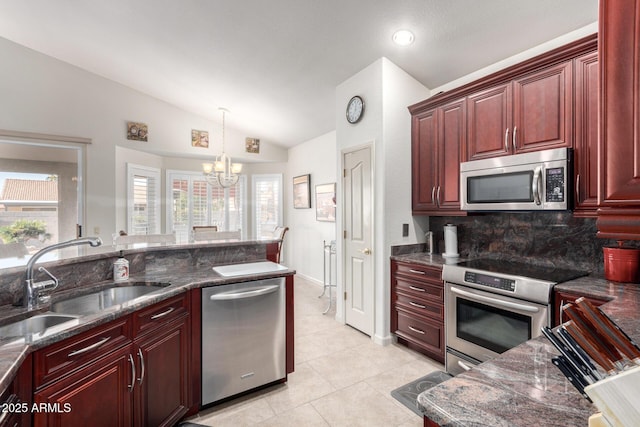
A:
[113, 250, 129, 282]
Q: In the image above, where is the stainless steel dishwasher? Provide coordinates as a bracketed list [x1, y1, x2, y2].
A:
[201, 277, 286, 405]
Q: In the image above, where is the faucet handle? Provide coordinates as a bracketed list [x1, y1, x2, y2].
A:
[33, 266, 59, 291]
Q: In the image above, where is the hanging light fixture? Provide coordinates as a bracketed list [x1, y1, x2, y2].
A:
[202, 108, 242, 188]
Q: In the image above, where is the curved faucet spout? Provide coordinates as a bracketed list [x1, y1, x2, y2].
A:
[24, 237, 103, 309]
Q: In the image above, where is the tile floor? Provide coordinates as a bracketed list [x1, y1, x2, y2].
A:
[185, 275, 444, 426]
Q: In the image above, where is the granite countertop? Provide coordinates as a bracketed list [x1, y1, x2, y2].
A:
[0, 261, 295, 397]
[415, 271, 640, 426]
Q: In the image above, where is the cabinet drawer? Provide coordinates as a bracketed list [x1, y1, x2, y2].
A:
[395, 293, 443, 321]
[394, 262, 442, 284]
[395, 310, 443, 353]
[34, 317, 132, 389]
[133, 293, 189, 336]
[394, 276, 443, 303]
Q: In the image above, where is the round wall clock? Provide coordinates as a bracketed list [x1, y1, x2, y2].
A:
[346, 95, 364, 124]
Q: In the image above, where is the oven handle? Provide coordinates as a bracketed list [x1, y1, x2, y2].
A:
[449, 286, 540, 313]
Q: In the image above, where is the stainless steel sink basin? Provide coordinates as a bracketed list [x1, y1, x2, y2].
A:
[50, 282, 170, 316]
[0, 313, 79, 338]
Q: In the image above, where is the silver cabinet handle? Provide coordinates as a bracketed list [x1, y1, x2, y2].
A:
[559, 299, 566, 325]
[575, 174, 580, 202]
[137, 348, 145, 385]
[209, 285, 279, 301]
[505, 128, 510, 151]
[67, 336, 110, 357]
[431, 186, 436, 204]
[532, 166, 542, 205]
[128, 353, 136, 392]
[409, 301, 426, 309]
[408, 325, 425, 335]
[458, 360, 473, 371]
[436, 186, 441, 207]
[512, 126, 518, 151]
[408, 269, 425, 275]
[409, 285, 426, 292]
[150, 307, 175, 320]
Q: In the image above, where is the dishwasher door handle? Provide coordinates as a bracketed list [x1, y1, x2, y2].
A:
[209, 284, 280, 301]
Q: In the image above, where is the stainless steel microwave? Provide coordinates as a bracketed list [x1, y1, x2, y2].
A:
[460, 148, 573, 211]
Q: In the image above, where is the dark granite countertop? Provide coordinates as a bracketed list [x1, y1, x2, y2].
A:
[0, 260, 294, 398]
[416, 271, 640, 426]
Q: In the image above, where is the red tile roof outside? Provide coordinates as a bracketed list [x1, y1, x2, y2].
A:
[0, 179, 58, 202]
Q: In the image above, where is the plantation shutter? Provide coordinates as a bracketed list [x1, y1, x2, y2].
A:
[253, 174, 283, 239]
[127, 164, 160, 235]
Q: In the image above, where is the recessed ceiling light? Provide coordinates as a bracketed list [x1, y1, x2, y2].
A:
[392, 30, 414, 46]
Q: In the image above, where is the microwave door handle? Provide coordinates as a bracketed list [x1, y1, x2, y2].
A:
[449, 286, 540, 313]
[532, 166, 542, 205]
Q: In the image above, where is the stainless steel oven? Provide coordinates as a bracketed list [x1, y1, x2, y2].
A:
[443, 259, 587, 376]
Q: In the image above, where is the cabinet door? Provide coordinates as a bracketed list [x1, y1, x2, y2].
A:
[135, 316, 189, 427]
[33, 347, 133, 427]
[599, 0, 640, 207]
[412, 109, 438, 212]
[574, 51, 599, 216]
[512, 61, 573, 153]
[437, 99, 466, 211]
[467, 83, 512, 160]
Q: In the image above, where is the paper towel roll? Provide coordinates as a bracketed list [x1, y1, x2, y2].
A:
[443, 224, 459, 258]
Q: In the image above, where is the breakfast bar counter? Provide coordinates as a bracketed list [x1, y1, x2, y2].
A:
[417, 275, 640, 426]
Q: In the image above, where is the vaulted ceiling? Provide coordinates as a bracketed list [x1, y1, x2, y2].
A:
[0, 1, 598, 147]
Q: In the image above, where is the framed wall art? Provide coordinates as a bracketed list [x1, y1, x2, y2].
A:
[191, 129, 209, 148]
[315, 183, 336, 222]
[245, 137, 260, 153]
[127, 122, 148, 141]
[293, 174, 311, 209]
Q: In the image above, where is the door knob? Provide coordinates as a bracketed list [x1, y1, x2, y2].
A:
[360, 248, 371, 255]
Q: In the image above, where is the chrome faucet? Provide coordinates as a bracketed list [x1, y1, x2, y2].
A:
[24, 237, 102, 310]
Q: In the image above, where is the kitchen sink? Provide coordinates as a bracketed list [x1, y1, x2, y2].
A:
[212, 261, 288, 277]
[0, 313, 79, 338]
[50, 282, 170, 316]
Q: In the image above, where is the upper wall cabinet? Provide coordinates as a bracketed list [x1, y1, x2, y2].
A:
[596, 0, 640, 239]
[409, 34, 597, 216]
[467, 62, 572, 161]
[411, 98, 466, 215]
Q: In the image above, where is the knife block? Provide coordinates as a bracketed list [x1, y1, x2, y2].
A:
[585, 365, 640, 426]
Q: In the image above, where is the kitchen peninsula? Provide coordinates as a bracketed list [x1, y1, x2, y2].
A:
[0, 239, 295, 426]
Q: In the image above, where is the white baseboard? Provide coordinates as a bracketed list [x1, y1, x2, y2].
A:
[373, 333, 393, 346]
[294, 272, 323, 287]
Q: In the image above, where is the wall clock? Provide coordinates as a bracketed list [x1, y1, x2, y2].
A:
[346, 95, 364, 124]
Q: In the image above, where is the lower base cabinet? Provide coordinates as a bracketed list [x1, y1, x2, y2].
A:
[32, 293, 190, 427]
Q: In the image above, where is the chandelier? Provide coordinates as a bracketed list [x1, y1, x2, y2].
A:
[202, 108, 242, 188]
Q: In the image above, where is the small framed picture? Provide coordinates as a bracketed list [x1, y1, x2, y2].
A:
[245, 137, 260, 153]
[191, 129, 209, 148]
[315, 183, 336, 222]
[293, 174, 311, 209]
[127, 122, 148, 141]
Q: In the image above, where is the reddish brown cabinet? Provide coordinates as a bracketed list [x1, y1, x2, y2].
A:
[573, 50, 599, 216]
[596, 0, 640, 238]
[32, 293, 191, 427]
[552, 289, 609, 327]
[411, 98, 466, 215]
[0, 355, 32, 427]
[391, 260, 445, 363]
[467, 62, 572, 161]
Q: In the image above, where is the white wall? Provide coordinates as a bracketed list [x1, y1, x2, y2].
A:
[286, 131, 337, 279]
[335, 58, 430, 343]
[0, 36, 288, 240]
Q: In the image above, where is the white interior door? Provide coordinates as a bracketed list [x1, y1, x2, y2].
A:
[343, 146, 373, 336]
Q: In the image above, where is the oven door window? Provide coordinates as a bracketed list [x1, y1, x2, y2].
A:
[457, 298, 531, 354]
[467, 171, 533, 203]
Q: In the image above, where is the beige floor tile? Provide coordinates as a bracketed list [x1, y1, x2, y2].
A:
[365, 357, 444, 395]
[264, 362, 336, 414]
[307, 347, 387, 390]
[258, 403, 330, 427]
[311, 381, 415, 427]
[194, 397, 275, 426]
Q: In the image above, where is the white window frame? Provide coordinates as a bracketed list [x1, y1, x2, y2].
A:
[252, 174, 283, 239]
[166, 169, 247, 241]
[126, 163, 161, 235]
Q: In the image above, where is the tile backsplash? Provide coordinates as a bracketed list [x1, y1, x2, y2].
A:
[430, 212, 640, 273]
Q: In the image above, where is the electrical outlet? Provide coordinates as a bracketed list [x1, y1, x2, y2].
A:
[93, 226, 100, 235]
[402, 223, 409, 237]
